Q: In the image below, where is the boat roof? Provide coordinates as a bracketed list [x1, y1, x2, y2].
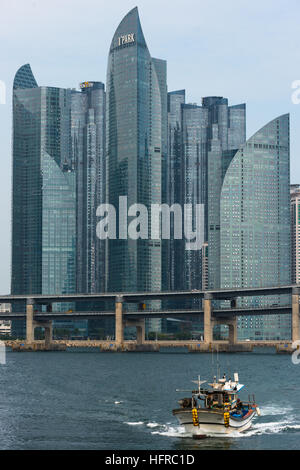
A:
[207, 377, 244, 393]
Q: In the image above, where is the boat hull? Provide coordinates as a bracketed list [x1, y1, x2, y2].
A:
[173, 408, 256, 437]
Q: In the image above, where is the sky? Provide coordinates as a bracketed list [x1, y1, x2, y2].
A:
[0, 0, 300, 293]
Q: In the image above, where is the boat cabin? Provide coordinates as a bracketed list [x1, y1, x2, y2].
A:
[203, 390, 237, 409]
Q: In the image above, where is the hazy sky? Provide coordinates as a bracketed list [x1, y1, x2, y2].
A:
[0, 0, 300, 294]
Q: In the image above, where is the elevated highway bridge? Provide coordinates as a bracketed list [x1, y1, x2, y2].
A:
[1, 285, 299, 351]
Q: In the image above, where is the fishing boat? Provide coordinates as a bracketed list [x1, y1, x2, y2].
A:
[172, 372, 260, 438]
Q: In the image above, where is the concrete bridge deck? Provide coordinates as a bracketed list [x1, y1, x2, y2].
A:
[0, 305, 292, 321]
[2, 285, 299, 352]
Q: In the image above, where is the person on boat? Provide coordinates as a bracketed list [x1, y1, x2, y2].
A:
[236, 399, 243, 411]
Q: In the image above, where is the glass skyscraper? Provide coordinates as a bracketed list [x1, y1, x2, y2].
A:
[11, 66, 106, 337]
[71, 81, 106, 294]
[206, 98, 246, 289]
[220, 114, 291, 340]
[181, 103, 207, 291]
[12, 65, 77, 336]
[166, 94, 246, 293]
[291, 184, 300, 285]
[166, 90, 186, 292]
[12, 65, 77, 298]
[106, 7, 167, 297]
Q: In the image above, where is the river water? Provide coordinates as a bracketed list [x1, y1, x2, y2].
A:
[0, 350, 299, 450]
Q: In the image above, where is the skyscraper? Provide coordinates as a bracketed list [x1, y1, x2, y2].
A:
[291, 184, 300, 285]
[166, 90, 185, 292]
[181, 103, 207, 291]
[11, 65, 77, 336]
[12, 65, 77, 298]
[106, 7, 167, 296]
[11, 66, 106, 337]
[220, 114, 291, 340]
[206, 98, 246, 289]
[72, 81, 106, 294]
[166, 94, 246, 293]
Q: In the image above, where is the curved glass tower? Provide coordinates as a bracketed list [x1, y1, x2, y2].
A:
[11, 65, 77, 335]
[12, 64, 41, 295]
[220, 114, 291, 339]
[12, 65, 76, 297]
[13, 63, 38, 90]
[106, 7, 166, 293]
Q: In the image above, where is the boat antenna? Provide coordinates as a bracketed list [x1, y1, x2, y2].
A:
[211, 345, 214, 379]
[216, 344, 220, 381]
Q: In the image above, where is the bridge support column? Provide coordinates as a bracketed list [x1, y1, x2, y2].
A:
[44, 322, 53, 348]
[26, 299, 35, 344]
[228, 317, 238, 345]
[34, 320, 53, 348]
[203, 294, 213, 345]
[136, 320, 145, 345]
[292, 290, 300, 342]
[124, 319, 145, 345]
[115, 296, 124, 346]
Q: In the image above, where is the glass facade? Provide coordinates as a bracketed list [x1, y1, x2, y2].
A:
[220, 114, 291, 340]
[166, 90, 185, 292]
[166, 95, 245, 293]
[71, 82, 106, 294]
[12, 67, 77, 335]
[181, 104, 207, 291]
[11, 66, 107, 337]
[106, 7, 166, 298]
[291, 185, 300, 284]
[206, 99, 246, 289]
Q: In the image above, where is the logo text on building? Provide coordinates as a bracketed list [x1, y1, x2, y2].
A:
[79, 82, 93, 89]
[118, 33, 135, 46]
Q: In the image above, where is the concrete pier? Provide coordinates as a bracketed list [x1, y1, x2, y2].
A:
[26, 299, 35, 344]
[228, 318, 238, 345]
[44, 321, 53, 348]
[125, 319, 145, 345]
[25, 299, 54, 350]
[203, 294, 213, 345]
[115, 296, 124, 346]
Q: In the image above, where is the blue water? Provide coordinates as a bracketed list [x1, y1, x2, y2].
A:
[0, 350, 299, 450]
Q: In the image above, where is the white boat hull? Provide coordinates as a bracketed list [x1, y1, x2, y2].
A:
[173, 408, 256, 437]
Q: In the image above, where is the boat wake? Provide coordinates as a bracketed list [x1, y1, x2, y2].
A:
[125, 421, 144, 426]
[151, 424, 189, 438]
[243, 420, 300, 437]
[240, 403, 300, 438]
[124, 420, 188, 436]
[260, 404, 293, 417]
